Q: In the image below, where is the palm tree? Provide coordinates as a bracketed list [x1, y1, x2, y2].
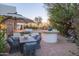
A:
[34, 16, 42, 29]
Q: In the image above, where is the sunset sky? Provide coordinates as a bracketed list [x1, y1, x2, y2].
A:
[3, 3, 48, 22]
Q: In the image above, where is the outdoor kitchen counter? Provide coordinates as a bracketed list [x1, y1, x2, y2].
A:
[33, 30, 59, 43]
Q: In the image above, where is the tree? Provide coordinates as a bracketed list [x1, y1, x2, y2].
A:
[45, 3, 79, 35]
[34, 16, 42, 27]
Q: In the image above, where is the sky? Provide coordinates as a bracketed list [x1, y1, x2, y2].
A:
[3, 3, 48, 22]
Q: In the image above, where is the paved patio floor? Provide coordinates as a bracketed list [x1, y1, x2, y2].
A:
[9, 35, 79, 56]
[35, 35, 79, 56]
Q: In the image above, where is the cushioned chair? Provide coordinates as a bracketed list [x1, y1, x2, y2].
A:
[34, 35, 41, 49]
[11, 37, 20, 46]
[23, 42, 37, 56]
[7, 37, 20, 53]
[7, 37, 15, 53]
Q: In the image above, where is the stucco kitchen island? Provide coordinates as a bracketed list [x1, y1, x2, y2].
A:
[33, 29, 59, 43]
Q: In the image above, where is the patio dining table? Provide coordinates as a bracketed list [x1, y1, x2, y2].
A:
[19, 36, 37, 44]
[19, 36, 37, 53]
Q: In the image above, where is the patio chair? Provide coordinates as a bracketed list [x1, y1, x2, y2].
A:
[33, 34, 41, 49]
[11, 37, 20, 51]
[7, 37, 15, 53]
[23, 42, 37, 56]
[7, 37, 20, 53]
[33, 33, 41, 49]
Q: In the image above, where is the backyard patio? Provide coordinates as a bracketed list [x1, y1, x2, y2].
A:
[7, 35, 79, 56]
[0, 3, 79, 56]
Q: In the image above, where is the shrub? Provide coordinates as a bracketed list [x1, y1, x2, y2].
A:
[0, 29, 6, 53]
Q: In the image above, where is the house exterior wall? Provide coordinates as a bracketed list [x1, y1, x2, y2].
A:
[3, 18, 27, 36]
[16, 19, 26, 23]
[3, 19, 14, 36]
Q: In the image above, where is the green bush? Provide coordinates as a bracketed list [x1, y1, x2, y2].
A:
[45, 3, 79, 36]
[0, 29, 6, 53]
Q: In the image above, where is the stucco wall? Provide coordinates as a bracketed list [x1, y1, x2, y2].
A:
[3, 18, 26, 36]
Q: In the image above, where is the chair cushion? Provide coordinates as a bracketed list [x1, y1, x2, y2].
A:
[11, 37, 20, 46]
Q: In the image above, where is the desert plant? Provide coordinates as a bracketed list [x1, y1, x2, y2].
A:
[0, 29, 6, 53]
[0, 16, 6, 53]
[45, 3, 79, 35]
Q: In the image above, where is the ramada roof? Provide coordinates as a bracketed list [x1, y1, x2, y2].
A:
[0, 13, 34, 23]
